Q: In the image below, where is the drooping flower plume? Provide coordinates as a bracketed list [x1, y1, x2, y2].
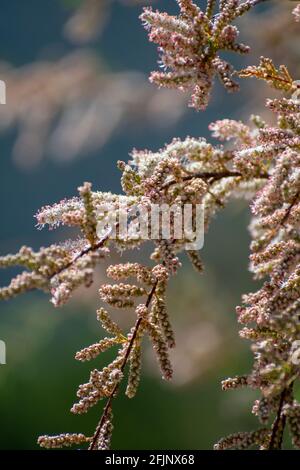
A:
[140, 0, 260, 109]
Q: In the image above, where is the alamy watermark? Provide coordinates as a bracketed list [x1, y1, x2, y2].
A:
[96, 201, 205, 250]
[0, 340, 6, 365]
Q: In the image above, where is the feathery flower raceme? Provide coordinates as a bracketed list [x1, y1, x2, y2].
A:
[38, 433, 91, 449]
[214, 429, 271, 450]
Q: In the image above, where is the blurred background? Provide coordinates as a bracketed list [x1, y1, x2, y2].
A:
[0, 0, 299, 450]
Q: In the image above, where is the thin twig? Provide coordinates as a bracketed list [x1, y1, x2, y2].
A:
[269, 383, 293, 450]
[239, 72, 293, 86]
[269, 389, 287, 450]
[249, 0, 270, 7]
[89, 280, 159, 450]
[162, 170, 268, 191]
[48, 228, 113, 281]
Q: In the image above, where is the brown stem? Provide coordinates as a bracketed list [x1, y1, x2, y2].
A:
[240, 71, 293, 86]
[264, 75, 292, 86]
[162, 170, 269, 191]
[250, 0, 270, 6]
[268, 390, 287, 450]
[46, 171, 269, 281]
[268, 383, 293, 450]
[47, 227, 114, 281]
[88, 280, 159, 450]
